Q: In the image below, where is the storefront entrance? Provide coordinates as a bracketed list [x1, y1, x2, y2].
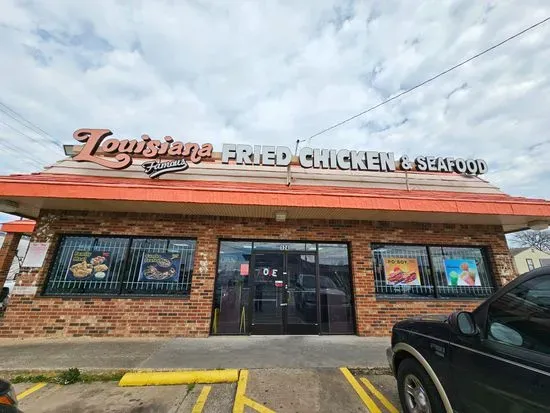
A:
[213, 241, 355, 336]
[251, 251, 319, 334]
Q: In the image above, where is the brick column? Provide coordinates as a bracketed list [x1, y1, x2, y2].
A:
[0, 233, 22, 287]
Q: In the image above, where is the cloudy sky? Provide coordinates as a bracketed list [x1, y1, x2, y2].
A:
[0, 0, 549, 224]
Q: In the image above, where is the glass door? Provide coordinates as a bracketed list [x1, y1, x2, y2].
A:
[250, 252, 285, 334]
[250, 251, 320, 334]
[213, 241, 354, 336]
[287, 253, 319, 334]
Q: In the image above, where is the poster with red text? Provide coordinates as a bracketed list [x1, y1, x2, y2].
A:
[383, 258, 421, 286]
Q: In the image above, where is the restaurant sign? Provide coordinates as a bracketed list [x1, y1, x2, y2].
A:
[72, 128, 488, 178]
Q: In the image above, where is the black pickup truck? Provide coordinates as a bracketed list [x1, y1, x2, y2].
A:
[0, 379, 20, 413]
[387, 267, 550, 413]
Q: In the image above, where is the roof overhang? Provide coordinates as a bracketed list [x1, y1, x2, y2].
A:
[0, 174, 549, 233]
[0, 219, 36, 234]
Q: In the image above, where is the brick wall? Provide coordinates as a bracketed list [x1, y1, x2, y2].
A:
[0, 210, 516, 338]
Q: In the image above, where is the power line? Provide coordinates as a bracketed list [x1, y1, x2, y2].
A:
[0, 141, 46, 170]
[302, 16, 550, 143]
[0, 100, 63, 146]
[0, 120, 59, 152]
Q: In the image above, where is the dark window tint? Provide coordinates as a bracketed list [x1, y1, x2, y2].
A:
[121, 238, 196, 295]
[45, 236, 130, 295]
[487, 275, 550, 355]
[300, 276, 316, 289]
[212, 241, 251, 334]
[318, 244, 354, 334]
[45, 235, 196, 296]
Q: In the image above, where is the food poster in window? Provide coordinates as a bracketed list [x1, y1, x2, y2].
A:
[139, 252, 181, 282]
[383, 258, 421, 286]
[66, 250, 111, 281]
[444, 259, 481, 286]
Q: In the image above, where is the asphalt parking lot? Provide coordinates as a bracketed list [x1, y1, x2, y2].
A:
[13, 369, 402, 413]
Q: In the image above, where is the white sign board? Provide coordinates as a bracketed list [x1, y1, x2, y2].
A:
[22, 242, 50, 268]
[11, 286, 38, 296]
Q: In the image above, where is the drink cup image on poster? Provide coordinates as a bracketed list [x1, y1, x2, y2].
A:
[444, 259, 480, 286]
[66, 250, 111, 281]
[383, 258, 421, 286]
[140, 252, 181, 282]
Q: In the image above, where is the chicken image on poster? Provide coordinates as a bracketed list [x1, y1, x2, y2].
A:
[383, 258, 421, 286]
[66, 250, 110, 281]
[444, 259, 481, 286]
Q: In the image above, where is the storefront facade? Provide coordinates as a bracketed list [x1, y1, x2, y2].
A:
[0, 128, 548, 338]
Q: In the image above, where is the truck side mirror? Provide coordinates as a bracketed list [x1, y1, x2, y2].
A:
[449, 311, 478, 336]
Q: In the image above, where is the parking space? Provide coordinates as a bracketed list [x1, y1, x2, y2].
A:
[16, 382, 234, 413]
[11, 369, 401, 412]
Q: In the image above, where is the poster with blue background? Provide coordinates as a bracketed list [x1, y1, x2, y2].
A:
[444, 259, 481, 287]
[140, 252, 181, 282]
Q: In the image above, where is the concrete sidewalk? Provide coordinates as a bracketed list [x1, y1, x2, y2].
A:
[0, 335, 390, 371]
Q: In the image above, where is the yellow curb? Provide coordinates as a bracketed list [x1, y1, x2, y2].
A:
[119, 370, 239, 387]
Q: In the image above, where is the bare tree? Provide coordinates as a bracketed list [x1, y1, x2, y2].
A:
[512, 230, 550, 252]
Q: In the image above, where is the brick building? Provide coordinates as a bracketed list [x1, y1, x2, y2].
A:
[0, 129, 549, 338]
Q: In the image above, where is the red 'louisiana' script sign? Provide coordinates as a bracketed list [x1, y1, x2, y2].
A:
[72, 128, 213, 170]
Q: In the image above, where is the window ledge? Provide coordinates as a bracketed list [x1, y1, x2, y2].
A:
[375, 295, 487, 302]
[40, 294, 191, 300]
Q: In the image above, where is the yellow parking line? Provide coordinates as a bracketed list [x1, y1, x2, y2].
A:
[233, 370, 276, 413]
[340, 368, 381, 413]
[244, 397, 276, 412]
[233, 370, 248, 413]
[192, 385, 212, 413]
[360, 378, 400, 413]
[17, 382, 48, 400]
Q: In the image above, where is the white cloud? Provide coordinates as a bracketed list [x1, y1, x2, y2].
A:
[0, 0, 549, 224]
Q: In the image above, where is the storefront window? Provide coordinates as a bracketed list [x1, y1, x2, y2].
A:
[429, 246, 494, 298]
[44, 235, 196, 296]
[122, 238, 196, 295]
[372, 244, 434, 297]
[318, 244, 354, 334]
[212, 241, 251, 334]
[372, 244, 495, 299]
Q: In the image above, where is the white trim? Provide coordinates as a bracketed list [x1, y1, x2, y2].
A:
[393, 342, 453, 413]
[396, 328, 550, 377]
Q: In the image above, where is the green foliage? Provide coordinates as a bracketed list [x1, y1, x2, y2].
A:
[7, 369, 126, 385]
[56, 368, 81, 385]
[80, 371, 126, 383]
[10, 374, 51, 384]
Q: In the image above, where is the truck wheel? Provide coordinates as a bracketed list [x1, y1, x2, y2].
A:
[397, 358, 446, 413]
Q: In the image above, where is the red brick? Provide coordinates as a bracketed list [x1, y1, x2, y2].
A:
[0, 210, 516, 338]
